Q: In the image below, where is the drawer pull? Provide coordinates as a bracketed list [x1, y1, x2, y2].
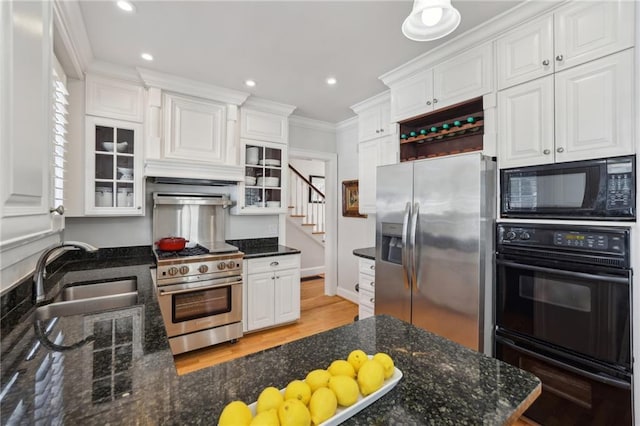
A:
[370, 298, 375, 303]
[270, 261, 279, 267]
[369, 281, 375, 287]
[369, 265, 375, 270]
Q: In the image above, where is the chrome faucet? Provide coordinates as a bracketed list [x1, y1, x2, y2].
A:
[33, 241, 98, 305]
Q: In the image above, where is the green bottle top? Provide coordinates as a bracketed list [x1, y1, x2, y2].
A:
[409, 131, 417, 137]
[430, 126, 438, 133]
[467, 116, 476, 123]
[400, 134, 407, 139]
[442, 123, 450, 130]
[419, 129, 427, 135]
[453, 120, 461, 127]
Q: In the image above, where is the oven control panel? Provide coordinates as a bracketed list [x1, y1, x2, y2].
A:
[497, 224, 629, 256]
[156, 255, 243, 281]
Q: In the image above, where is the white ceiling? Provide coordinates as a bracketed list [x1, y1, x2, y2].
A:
[78, 1, 524, 124]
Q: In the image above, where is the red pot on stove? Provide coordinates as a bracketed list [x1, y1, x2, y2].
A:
[156, 237, 189, 251]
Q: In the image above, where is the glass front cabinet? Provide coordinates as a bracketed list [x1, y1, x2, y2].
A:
[235, 139, 287, 214]
[85, 116, 143, 215]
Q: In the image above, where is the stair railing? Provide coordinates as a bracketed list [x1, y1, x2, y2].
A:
[288, 165, 325, 234]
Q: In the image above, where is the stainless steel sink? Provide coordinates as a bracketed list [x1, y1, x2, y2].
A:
[35, 278, 138, 321]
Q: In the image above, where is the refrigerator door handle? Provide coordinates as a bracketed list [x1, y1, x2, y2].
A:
[410, 202, 420, 289]
[401, 202, 412, 290]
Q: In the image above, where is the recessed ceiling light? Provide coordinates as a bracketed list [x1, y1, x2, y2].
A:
[245, 79, 256, 87]
[141, 53, 153, 61]
[326, 77, 337, 85]
[116, 1, 135, 12]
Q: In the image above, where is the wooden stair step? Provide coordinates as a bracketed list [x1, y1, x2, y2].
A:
[302, 223, 316, 227]
[312, 231, 325, 235]
[288, 205, 295, 209]
[290, 214, 306, 218]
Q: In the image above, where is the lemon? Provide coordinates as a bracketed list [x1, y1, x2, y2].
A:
[346, 349, 368, 373]
[328, 375, 359, 407]
[278, 399, 311, 426]
[219, 400, 253, 426]
[283, 380, 312, 405]
[305, 369, 332, 393]
[309, 387, 338, 425]
[256, 386, 284, 414]
[357, 360, 385, 396]
[327, 359, 355, 378]
[250, 408, 279, 426]
[372, 352, 395, 379]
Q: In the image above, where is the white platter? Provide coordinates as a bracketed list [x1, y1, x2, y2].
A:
[247, 364, 402, 426]
[259, 159, 281, 167]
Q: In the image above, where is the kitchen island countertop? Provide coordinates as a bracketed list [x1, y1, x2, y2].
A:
[1, 255, 540, 425]
[353, 247, 375, 260]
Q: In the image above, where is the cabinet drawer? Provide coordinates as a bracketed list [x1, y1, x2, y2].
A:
[359, 304, 374, 320]
[247, 254, 300, 274]
[85, 75, 144, 122]
[358, 258, 375, 275]
[358, 273, 375, 293]
[359, 286, 375, 309]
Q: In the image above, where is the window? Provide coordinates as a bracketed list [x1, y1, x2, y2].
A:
[52, 67, 68, 209]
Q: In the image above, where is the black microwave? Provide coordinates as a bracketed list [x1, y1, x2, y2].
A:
[501, 155, 635, 220]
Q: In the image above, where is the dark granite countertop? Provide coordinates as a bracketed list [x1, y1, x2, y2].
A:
[228, 238, 301, 259]
[353, 247, 375, 260]
[1, 253, 540, 425]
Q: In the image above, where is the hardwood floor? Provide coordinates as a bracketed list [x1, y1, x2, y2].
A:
[173, 276, 358, 375]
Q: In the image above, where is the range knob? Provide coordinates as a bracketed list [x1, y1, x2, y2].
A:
[505, 231, 517, 240]
[520, 232, 531, 240]
[179, 266, 189, 275]
[226, 260, 236, 269]
[217, 261, 227, 270]
[168, 267, 179, 276]
[198, 265, 209, 274]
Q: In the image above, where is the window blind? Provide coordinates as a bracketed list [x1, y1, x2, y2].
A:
[52, 68, 68, 208]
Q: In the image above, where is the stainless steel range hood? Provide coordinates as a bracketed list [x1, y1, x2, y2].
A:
[144, 158, 244, 183]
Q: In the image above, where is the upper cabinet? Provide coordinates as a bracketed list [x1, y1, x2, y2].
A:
[389, 43, 493, 122]
[232, 98, 295, 215]
[497, 1, 635, 90]
[358, 101, 391, 142]
[498, 50, 634, 168]
[85, 75, 144, 123]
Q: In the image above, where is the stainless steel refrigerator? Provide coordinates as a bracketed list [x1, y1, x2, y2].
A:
[375, 152, 495, 354]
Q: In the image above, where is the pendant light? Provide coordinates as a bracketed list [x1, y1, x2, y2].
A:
[402, 0, 461, 42]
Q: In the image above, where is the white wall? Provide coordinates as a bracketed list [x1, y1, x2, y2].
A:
[64, 181, 279, 248]
[289, 116, 336, 153]
[336, 118, 375, 303]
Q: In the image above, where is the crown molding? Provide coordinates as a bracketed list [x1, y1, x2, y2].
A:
[87, 60, 143, 84]
[243, 97, 296, 116]
[53, 0, 93, 79]
[289, 115, 336, 133]
[137, 68, 250, 105]
[380, 0, 564, 87]
[350, 90, 390, 114]
[335, 115, 358, 131]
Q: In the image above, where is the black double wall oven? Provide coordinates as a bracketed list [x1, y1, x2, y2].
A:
[496, 155, 636, 425]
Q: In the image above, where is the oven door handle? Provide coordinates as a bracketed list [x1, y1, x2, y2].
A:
[159, 279, 242, 296]
[497, 336, 631, 390]
[496, 259, 630, 284]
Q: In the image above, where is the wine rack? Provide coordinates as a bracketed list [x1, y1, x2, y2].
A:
[398, 97, 484, 162]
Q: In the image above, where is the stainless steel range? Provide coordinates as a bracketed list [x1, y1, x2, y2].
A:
[151, 193, 244, 355]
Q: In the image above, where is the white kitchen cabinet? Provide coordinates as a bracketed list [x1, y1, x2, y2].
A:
[85, 75, 144, 123]
[240, 108, 288, 144]
[233, 140, 288, 214]
[357, 258, 375, 320]
[84, 116, 144, 215]
[358, 102, 391, 142]
[499, 49, 634, 169]
[390, 43, 493, 122]
[244, 254, 301, 332]
[497, 0, 634, 90]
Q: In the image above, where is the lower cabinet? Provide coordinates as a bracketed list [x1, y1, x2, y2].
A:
[358, 258, 375, 319]
[244, 254, 301, 332]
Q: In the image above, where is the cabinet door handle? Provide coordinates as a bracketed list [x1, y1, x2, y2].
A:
[49, 205, 65, 215]
[380, 128, 384, 133]
[555, 54, 563, 61]
[270, 261, 279, 267]
[375, 129, 380, 133]
[369, 265, 375, 270]
[276, 276, 280, 279]
[542, 59, 550, 66]
[369, 281, 375, 287]
[433, 98, 438, 104]
[369, 298, 375, 303]
[543, 149, 551, 155]
[556, 147, 565, 153]
[426, 101, 432, 105]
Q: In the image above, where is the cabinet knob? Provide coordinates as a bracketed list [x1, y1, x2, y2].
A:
[375, 130, 380, 133]
[49, 205, 65, 215]
[542, 59, 550, 66]
[426, 101, 432, 105]
[380, 128, 384, 133]
[370, 298, 375, 303]
[557, 147, 565, 153]
[270, 261, 279, 267]
[555, 54, 564, 62]
[369, 281, 375, 287]
[433, 98, 438, 104]
[137, 206, 142, 210]
[543, 149, 551, 155]
[370, 265, 375, 270]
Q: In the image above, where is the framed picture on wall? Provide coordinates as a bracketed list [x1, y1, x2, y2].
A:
[342, 180, 367, 218]
[309, 175, 325, 203]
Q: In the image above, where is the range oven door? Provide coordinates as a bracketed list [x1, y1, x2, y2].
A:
[496, 255, 631, 368]
[496, 331, 632, 426]
[157, 276, 242, 337]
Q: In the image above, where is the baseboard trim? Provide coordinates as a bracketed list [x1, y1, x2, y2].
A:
[337, 287, 358, 304]
[301, 266, 325, 277]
